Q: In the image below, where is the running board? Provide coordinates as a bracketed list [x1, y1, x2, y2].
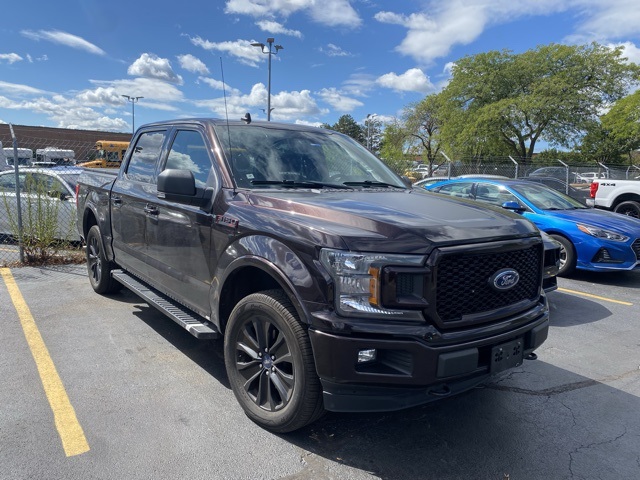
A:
[111, 270, 220, 339]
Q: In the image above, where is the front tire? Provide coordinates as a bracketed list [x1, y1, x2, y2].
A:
[86, 225, 121, 294]
[550, 234, 576, 277]
[224, 290, 324, 433]
[614, 200, 640, 218]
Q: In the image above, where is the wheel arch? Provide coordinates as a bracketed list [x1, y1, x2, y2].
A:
[612, 193, 640, 209]
[211, 235, 327, 334]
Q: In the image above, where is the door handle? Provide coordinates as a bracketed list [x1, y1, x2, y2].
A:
[112, 195, 122, 206]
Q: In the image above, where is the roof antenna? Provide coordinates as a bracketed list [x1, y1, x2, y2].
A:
[241, 112, 252, 124]
[220, 57, 237, 192]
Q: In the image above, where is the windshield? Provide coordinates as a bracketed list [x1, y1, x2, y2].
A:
[511, 182, 587, 210]
[216, 125, 405, 189]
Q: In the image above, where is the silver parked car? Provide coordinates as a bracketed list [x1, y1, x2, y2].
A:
[0, 167, 82, 241]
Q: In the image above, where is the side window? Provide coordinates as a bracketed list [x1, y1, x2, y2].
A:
[164, 130, 212, 188]
[0, 174, 17, 192]
[126, 131, 165, 183]
[433, 182, 473, 198]
[474, 184, 518, 206]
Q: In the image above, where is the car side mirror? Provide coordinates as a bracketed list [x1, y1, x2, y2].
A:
[501, 200, 526, 214]
[157, 169, 209, 207]
[401, 175, 413, 188]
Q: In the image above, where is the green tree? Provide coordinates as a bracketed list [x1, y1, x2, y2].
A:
[322, 114, 366, 145]
[600, 90, 640, 163]
[378, 118, 412, 174]
[438, 43, 640, 162]
[403, 95, 444, 174]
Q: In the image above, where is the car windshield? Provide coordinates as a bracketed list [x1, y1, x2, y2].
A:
[216, 125, 406, 190]
[511, 182, 587, 210]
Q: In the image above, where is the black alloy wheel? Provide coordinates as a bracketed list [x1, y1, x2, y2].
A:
[224, 290, 324, 432]
[86, 225, 121, 294]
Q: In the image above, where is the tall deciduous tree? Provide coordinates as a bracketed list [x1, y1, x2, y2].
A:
[322, 114, 366, 145]
[403, 95, 443, 174]
[600, 90, 640, 162]
[438, 43, 640, 162]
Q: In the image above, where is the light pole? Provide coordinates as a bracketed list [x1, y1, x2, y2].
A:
[122, 95, 143, 134]
[251, 38, 283, 121]
[366, 113, 377, 150]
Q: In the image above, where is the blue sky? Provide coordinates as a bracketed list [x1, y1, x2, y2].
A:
[1, 0, 640, 133]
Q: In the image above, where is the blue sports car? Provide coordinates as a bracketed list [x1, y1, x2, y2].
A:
[425, 178, 640, 276]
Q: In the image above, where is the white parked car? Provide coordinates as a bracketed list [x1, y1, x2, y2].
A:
[576, 172, 607, 183]
[0, 167, 82, 241]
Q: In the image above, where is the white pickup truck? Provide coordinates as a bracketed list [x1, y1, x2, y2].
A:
[587, 179, 640, 218]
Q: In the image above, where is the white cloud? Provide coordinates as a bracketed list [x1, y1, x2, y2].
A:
[198, 76, 241, 95]
[0, 53, 23, 64]
[256, 20, 302, 38]
[194, 83, 322, 121]
[20, 29, 106, 56]
[0, 81, 48, 96]
[190, 36, 262, 68]
[128, 53, 183, 84]
[319, 44, 353, 57]
[376, 68, 435, 94]
[609, 41, 640, 65]
[91, 77, 185, 103]
[317, 87, 364, 112]
[177, 54, 210, 75]
[224, 0, 361, 27]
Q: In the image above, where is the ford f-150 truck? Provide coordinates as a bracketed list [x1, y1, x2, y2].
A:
[76, 117, 552, 432]
[587, 179, 640, 218]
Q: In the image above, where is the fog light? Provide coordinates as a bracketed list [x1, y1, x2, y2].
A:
[357, 349, 377, 363]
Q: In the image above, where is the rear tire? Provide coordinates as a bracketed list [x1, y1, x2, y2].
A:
[550, 234, 576, 277]
[613, 200, 640, 218]
[86, 225, 121, 294]
[224, 290, 324, 432]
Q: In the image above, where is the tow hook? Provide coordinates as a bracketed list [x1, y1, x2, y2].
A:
[525, 352, 538, 360]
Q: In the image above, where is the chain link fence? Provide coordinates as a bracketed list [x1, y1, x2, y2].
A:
[0, 126, 104, 266]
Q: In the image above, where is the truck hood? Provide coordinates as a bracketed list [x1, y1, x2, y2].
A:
[240, 189, 539, 253]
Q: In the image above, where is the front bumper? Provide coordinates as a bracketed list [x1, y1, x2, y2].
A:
[308, 304, 549, 412]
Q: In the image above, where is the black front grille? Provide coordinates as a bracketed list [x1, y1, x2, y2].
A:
[632, 239, 640, 261]
[435, 243, 542, 325]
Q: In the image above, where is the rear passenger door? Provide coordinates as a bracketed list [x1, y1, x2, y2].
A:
[111, 128, 168, 280]
[144, 127, 217, 316]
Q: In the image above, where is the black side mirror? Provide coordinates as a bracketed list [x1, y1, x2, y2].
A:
[157, 169, 209, 207]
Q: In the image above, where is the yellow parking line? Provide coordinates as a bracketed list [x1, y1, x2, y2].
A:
[558, 287, 633, 306]
[0, 268, 89, 457]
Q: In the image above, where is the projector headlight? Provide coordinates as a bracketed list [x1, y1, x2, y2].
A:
[319, 249, 425, 319]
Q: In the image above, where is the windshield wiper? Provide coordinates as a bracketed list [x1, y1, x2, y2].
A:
[342, 180, 401, 188]
[250, 179, 351, 189]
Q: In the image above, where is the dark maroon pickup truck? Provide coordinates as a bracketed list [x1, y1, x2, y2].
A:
[76, 117, 553, 432]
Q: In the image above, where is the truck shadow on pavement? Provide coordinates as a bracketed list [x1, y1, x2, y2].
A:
[282, 361, 640, 480]
[545, 290, 613, 327]
[129, 302, 230, 389]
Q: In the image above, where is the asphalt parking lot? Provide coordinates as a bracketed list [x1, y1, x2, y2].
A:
[1, 265, 639, 480]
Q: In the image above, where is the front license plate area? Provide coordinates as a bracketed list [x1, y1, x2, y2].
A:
[490, 338, 523, 373]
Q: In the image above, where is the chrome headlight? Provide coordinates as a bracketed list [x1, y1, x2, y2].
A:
[319, 248, 425, 319]
[577, 224, 629, 242]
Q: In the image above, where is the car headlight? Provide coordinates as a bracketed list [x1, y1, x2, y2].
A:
[577, 224, 629, 242]
[319, 249, 425, 319]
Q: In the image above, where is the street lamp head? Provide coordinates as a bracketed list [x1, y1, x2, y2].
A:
[267, 37, 275, 44]
[275, 45, 283, 51]
[251, 42, 264, 48]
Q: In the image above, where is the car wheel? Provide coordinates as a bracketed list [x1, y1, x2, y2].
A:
[550, 234, 576, 277]
[224, 290, 324, 433]
[86, 225, 121, 294]
[613, 200, 640, 218]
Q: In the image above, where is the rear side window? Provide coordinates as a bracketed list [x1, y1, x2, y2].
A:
[126, 131, 165, 183]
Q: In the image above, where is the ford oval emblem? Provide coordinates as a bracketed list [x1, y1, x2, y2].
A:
[489, 268, 520, 291]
